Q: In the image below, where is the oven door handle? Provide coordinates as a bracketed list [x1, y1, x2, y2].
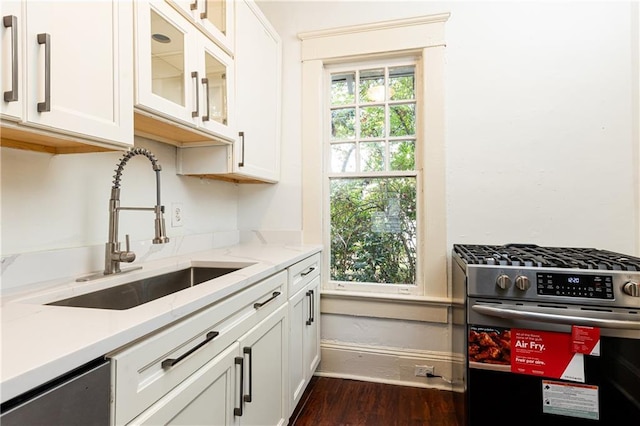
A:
[472, 304, 640, 330]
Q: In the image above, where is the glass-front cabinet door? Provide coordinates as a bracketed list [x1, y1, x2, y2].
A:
[167, 0, 233, 55]
[198, 38, 233, 137]
[135, 0, 234, 142]
[136, 1, 192, 123]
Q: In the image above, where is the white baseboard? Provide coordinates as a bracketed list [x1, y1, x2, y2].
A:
[316, 341, 465, 393]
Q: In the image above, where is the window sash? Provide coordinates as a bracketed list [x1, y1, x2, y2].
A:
[324, 58, 422, 296]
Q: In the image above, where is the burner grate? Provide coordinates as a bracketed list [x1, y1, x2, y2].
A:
[453, 244, 640, 271]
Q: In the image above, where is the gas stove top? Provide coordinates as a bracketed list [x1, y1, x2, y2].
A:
[452, 244, 640, 308]
[453, 244, 640, 271]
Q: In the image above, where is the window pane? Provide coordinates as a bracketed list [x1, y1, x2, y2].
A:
[360, 141, 385, 172]
[331, 143, 356, 172]
[359, 68, 385, 103]
[331, 108, 355, 140]
[389, 104, 415, 137]
[389, 66, 415, 101]
[360, 106, 384, 138]
[330, 177, 417, 285]
[389, 140, 415, 171]
[331, 72, 355, 106]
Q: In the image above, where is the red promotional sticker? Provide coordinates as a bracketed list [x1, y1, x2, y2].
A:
[511, 329, 585, 382]
[571, 326, 600, 356]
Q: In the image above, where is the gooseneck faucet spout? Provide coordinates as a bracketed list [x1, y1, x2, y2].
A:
[104, 148, 169, 275]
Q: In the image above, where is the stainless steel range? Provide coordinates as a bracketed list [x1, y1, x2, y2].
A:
[451, 243, 640, 426]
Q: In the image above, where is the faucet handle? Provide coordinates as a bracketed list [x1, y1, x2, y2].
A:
[115, 234, 136, 263]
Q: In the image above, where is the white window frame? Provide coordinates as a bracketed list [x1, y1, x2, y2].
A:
[300, 13, 450, 301]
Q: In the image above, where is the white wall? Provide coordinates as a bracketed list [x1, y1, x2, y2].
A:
[255, 0, 639, 255]
[0, 137, 239, 267]
[254, 0, 640, 386]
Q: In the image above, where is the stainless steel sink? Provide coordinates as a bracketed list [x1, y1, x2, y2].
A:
[47, 267, 241, 310]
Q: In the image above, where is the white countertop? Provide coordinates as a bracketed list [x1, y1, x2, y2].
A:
[0, 243, 322, 404]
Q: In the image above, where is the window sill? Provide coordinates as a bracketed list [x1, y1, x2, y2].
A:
[321, 289, 452, 305]
[320, 290, 453, 323]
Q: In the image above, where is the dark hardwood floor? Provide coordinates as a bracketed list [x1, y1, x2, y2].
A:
[289, 376, 462, 426]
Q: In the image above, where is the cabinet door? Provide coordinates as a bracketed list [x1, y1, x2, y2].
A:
[169, 0, 233, 54]
[129, 343, 240, 426]
[234, 0, 281, 182]
[23, 0, 132, 146]
[1, 1, 24, 122]
[237, 303, 288, 426]
[135, 0, 194, 124]
[198, 35, 235, 141]
[288, 287, 307, 413]
[304, 276, 321, 381]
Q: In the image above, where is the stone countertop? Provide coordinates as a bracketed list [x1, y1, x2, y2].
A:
[0, 243, 322, 404]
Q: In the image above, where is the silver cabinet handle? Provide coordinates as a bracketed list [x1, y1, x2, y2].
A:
[243, 347, 253, 403]
[471, 304, 640, 330]
[253, 291, 280, 309]
[306, 290, 313, 325]
[234, 356, 244, 416]
[191, 71, 199, 118]
[200, 0, 207, 19]
[3, 15, 18, 102]
[238, 131, 245, 167]
[201, 77, 209, 121]
[37, 33, 50, 112]
[161, 331, 219, 369]
[301, 266, 316, 277]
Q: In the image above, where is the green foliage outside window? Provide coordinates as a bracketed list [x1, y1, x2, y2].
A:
[330, 177, 417, 284]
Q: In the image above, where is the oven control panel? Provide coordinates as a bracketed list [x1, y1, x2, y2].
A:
[536, 272, 614, 299]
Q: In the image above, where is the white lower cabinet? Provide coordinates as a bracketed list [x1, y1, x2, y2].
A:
[287, 254, 321, 416]
[236, 303, 288, 426]
[129, 342, 240, 425]
[109, 270, 287, 426]
[109, 252, 321, 426]
[129, 304, 288, 426]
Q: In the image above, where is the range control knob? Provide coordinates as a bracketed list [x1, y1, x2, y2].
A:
[623, 281, 640, 297]
[515, 275, 531, 291]
[496, 274, 512, 290]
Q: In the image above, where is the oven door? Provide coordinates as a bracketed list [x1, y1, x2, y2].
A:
[467, 299, 640, 426]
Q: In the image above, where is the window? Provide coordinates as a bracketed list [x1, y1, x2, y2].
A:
[327, 61, 419, 293]
[300, 13, 449, 301]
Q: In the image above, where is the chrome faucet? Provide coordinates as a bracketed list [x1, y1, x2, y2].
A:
[104, 147, 169, 275]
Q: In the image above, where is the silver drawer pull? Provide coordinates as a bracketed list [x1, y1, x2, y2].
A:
[253, 291, 281, 309]
[191, 71, 199, 118]
[161, 331, 219, 369]
[234, 356, 244, 416]
[243, 347, 253, 403]
[301, 266, 316, 277]
[37, 33, 50, 112]
[306, 290, 313, 325]
[3, 15, 18, 102]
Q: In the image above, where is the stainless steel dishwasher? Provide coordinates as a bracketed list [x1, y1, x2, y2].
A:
[0, 357, 110, 426]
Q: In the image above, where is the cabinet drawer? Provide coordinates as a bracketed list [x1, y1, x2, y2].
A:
[109, 270, 287, 426]
[288, 253, 320, 297]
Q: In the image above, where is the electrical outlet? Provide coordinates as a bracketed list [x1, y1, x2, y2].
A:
[414, 365, 435, 377]
[171, 203, 183, 227]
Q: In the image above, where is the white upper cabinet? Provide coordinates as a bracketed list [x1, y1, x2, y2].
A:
[233, 0, 281, 182]
[134, 0, 235, 145]
[1, 1, 23, 122]
[1, 0, 133, 152]
[176, 0, 282, 183]
[167, 0, 233, 55]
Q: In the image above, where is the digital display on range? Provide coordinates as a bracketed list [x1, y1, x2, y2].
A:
[536, 273, 614, 299]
